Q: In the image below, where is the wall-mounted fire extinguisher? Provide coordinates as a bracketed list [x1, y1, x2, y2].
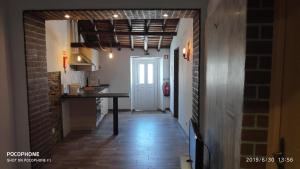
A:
[63, 51, 68, 73]
[163, 81, 170, 96]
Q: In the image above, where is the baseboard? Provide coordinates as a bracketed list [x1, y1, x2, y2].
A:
[180, 155, 192, 169]
[169, 112, 189, 143]
[177, 121, 189, 143]
[108, 109, 131, 112]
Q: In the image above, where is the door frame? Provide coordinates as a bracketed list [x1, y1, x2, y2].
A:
[173, 48, 179, 118]
[130, 56, 161, 111]
[267, 0, 286, 168]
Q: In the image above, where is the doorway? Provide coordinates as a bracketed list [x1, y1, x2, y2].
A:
[173, 48, 179, 118]
[131, 57, 160, 111]
[267, 0, 300, 168]
[22, 9, 201, 169]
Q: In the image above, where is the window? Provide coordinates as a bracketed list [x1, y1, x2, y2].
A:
[139, 64, 145, 84]
[148, 64, 154, 84]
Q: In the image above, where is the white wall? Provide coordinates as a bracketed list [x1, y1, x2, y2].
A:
[0, 1, 16, 168]
[170, 18, 193, 134]
[46, 20, 88, 87]
[98, 48, 169, 109]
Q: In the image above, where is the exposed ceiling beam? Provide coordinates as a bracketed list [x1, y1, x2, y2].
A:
[144, 20, 151, 52]
[71, 42, 170, 49]
[128, 19, 134, 50]
[78, 20, 104, 50]
[144, 36, 148, 52]
[110, 19, 120, 50]
[81, 31, 177, 36]
[92, 20, 104, 50]
[157, 19, 167, 51]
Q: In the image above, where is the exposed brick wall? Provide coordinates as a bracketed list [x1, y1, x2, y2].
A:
[48, 72, 63, 143]
[24, 14, 53, 169]
[192, 11, 200, 127]
[241, 0, 274, 169]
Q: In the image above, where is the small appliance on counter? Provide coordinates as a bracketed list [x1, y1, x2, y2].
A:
[68, 83, 81, 95]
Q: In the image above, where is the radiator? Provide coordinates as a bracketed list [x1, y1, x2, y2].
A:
[189, 120, 203, 169]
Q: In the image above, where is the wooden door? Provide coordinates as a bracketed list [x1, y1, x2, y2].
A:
[267, 0, 300, 169]
[173, 48, 179, 118]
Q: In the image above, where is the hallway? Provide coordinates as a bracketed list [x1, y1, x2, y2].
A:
[42, 112, 188, 169]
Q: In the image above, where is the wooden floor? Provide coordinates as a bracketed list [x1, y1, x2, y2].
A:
[42, 111, 188, 169]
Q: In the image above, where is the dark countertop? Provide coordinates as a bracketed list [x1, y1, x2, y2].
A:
[61, 84, 129, 99]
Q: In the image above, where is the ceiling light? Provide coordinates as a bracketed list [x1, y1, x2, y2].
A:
[64, 14, 71, 19]
[113, 14, 119, 18]
[163, 13, 169, 18]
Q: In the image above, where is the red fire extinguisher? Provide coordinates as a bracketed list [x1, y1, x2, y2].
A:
[163, 81, 170, 96]
[62, 51, 68, 73]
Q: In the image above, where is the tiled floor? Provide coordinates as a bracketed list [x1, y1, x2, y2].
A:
[42, 111, 188, 169]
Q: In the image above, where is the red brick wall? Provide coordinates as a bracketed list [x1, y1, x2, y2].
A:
[24, 14, 53, 169]
[241, 0, 274, 168]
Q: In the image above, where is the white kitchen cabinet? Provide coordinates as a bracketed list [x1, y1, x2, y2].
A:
[96, 88, 109, 126]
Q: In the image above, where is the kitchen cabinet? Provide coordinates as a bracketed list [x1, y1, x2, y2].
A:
[61, 87, 109, 137]
[96, 88, 109, 127]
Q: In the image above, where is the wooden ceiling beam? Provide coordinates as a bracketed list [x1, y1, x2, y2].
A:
[90, 20, 101, 47]
[157, 19, 167, 51]
[128, 19, 134, 50]
[71, 42, 170, 49]
[110, 19, 120, 50]
[144, 19, 151, 52]
[81, 31, 177, 36]
[78, 20, 104, 50]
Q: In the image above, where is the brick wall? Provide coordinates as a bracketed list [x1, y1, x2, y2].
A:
[24, 14, 53, 169]
[241, 0, 274, 169]
[192, 11, 200, 127]
[48, 72, 63, 143]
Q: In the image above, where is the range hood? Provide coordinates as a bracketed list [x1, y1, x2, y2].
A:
[70, 53, 94, 71]
[70, 20, 94, 71]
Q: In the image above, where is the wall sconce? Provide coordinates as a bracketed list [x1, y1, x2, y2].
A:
[183, 41, 191, 61]
[109, 50, 113, 59]
[183, 48, 186, 58]
[108, 44, 113, 59]
[77, 55, 82, 62]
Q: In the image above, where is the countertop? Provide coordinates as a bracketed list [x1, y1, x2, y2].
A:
[61, 84, 129, 99]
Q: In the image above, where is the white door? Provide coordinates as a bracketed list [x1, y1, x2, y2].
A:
[133, 59, 159, 111]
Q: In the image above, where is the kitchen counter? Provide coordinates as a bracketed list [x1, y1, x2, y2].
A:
[61, 84, 129, 135]
[61, 84, 129, 99]
[61, 92, 129, 98]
